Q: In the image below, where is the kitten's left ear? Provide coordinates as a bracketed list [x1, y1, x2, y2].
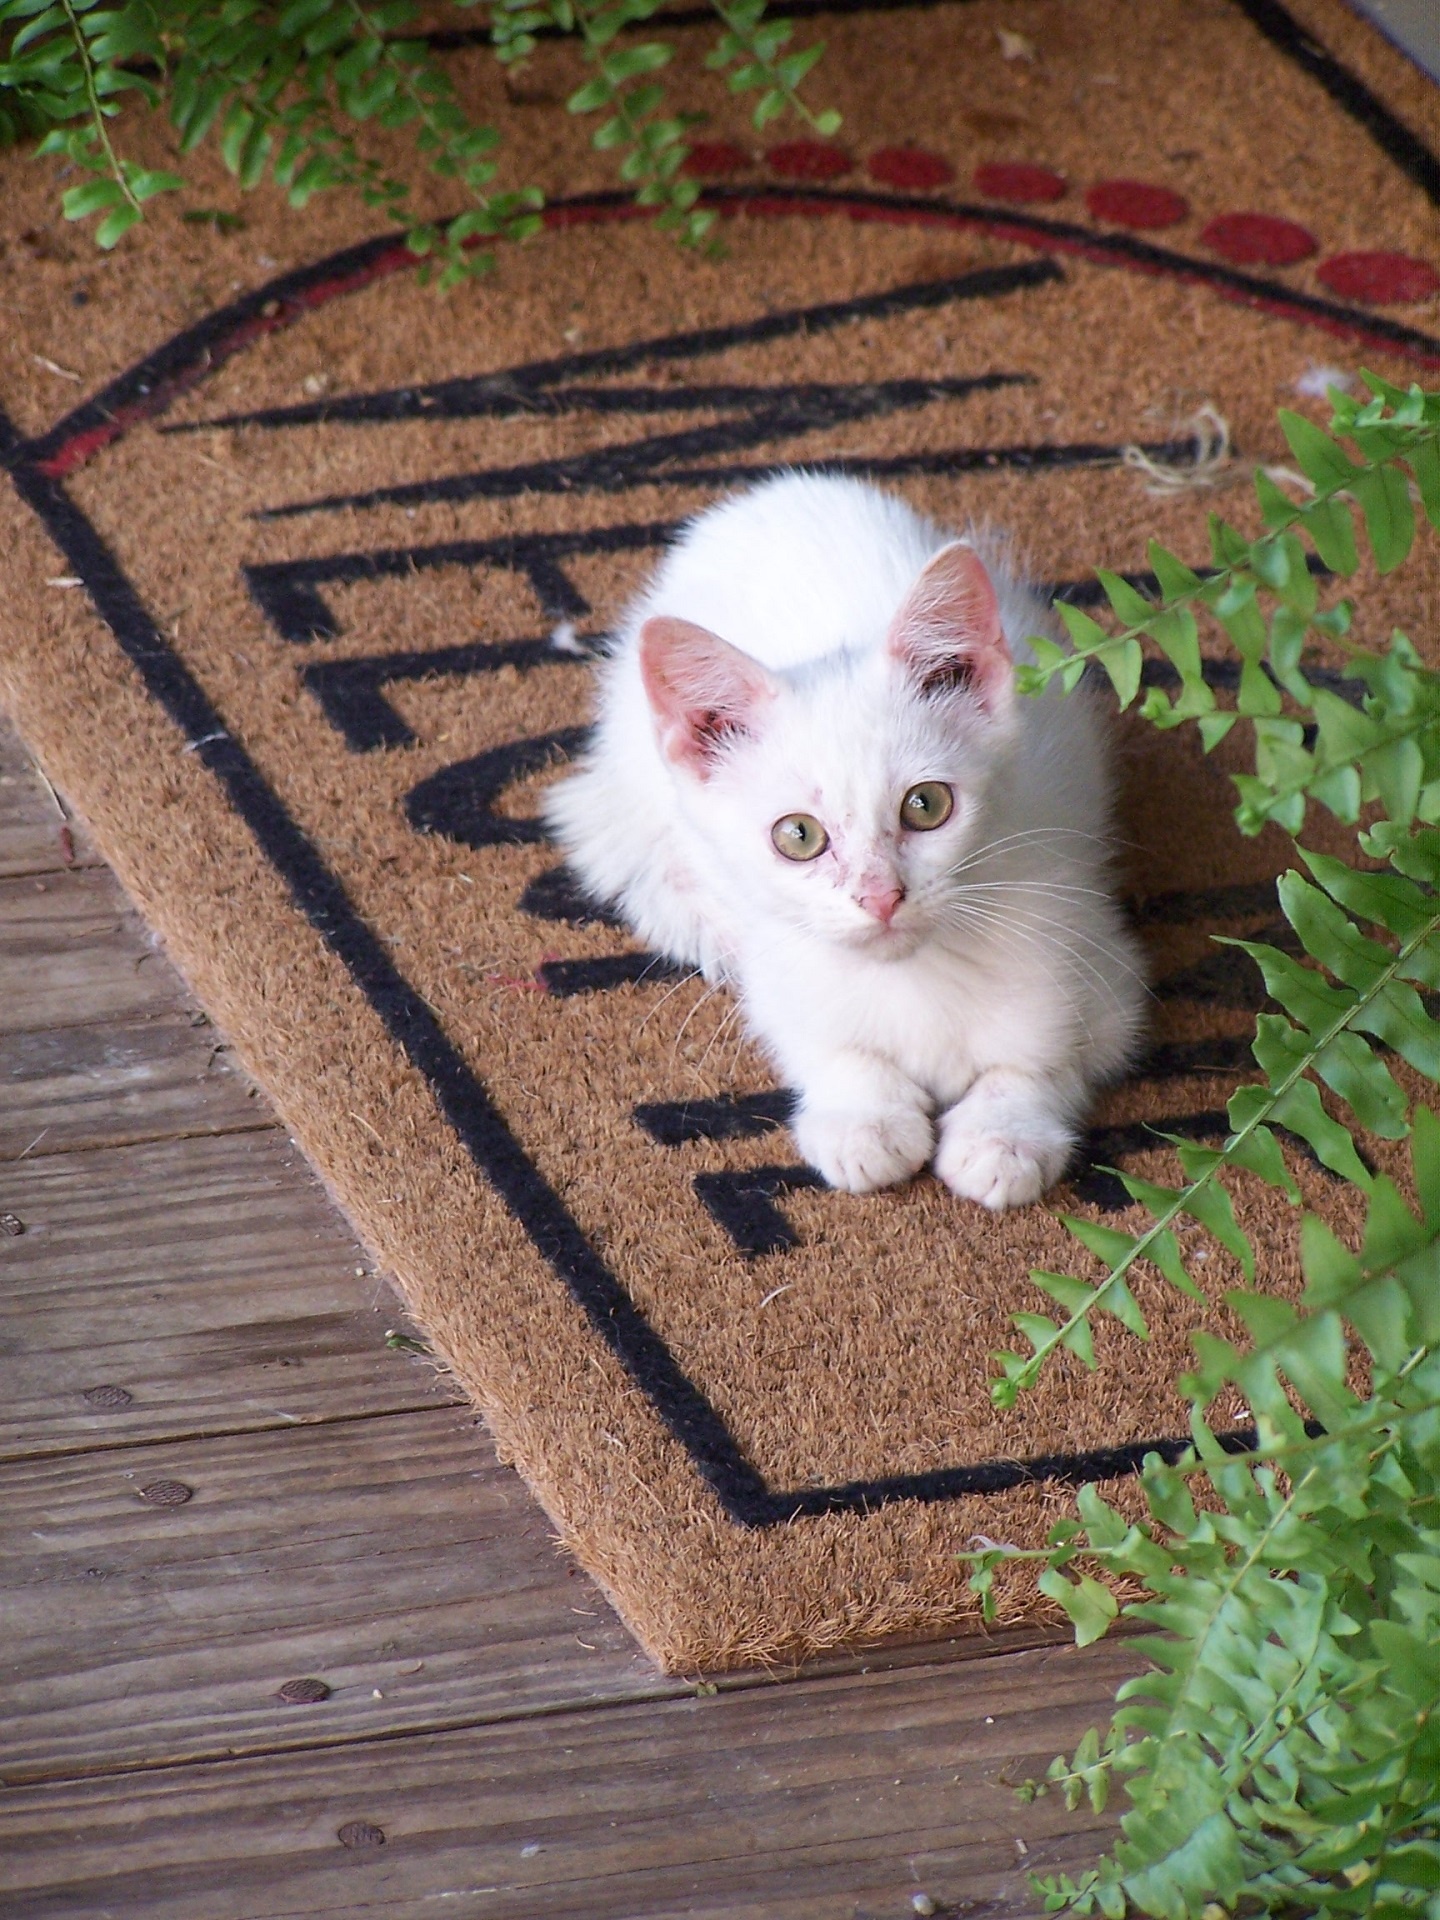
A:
[886, 542, 1012, 719]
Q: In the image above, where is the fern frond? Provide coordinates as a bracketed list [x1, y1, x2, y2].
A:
[993, 377, 1440, 1920]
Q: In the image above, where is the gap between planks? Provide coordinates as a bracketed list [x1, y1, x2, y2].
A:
[0, 1010, 281, 1165]
[2, 1394, 1078, 1787]
[0, 1127, 452, 1462]
[1, 1629, 1082, 1792]
[0, 1642, 1142, 1920]
[0, 1392, 456, 1469]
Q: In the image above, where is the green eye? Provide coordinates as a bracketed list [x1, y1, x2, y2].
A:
[900, 782, 954, 831]
[771, 813, 829, 861]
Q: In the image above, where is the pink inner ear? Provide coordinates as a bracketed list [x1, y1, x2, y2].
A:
[885, 542, 1011, 715]
[639, 616, 778, 776]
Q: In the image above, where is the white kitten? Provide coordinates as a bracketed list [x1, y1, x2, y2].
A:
[545, 473, 1145, 1208]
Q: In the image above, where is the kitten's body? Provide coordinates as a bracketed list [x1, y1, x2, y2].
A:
[546, 473, 1144, 1207]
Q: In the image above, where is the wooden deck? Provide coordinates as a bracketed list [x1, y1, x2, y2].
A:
[0, 716, 1141, 1918]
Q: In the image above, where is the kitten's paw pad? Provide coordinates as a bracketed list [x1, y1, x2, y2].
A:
[796, 1106, 934, 1194]
[935, 1131, 1065, 1211]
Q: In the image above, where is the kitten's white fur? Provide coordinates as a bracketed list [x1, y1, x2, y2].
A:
[546, 473, 1145, 1208]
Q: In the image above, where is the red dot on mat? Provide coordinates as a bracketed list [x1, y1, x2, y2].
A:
[868, 147, 954, 190]
[681, 140, 749, 178]
[1317, 250, 1440, 304]
[972, 161, 1066, 203]
[1085, 179, 1190, 229]
[765, 141, 852, 182]
[1200, 211, 1317, 267]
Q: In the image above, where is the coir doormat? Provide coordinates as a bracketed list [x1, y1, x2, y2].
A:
[3, 0, 1440, 1667]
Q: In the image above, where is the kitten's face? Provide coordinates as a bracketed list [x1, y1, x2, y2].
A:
[638, 539, 1015, 958]
[697, 650, 1007, 957]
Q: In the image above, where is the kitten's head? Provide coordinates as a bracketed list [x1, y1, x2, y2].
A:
[639, 542, 1016, 956]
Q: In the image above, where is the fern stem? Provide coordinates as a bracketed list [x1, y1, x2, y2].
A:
[338, 0, 502, 225]
[1026, 424, 1440, 700]
[1007, 901, 1440, 1399]
[709, 0, 834, 133]
[58, 0, 140, 211]
[1144, 1466, 1320, 1767]
[1357, 1707, 1439, 1920]
[969, 1388, 1440, 1526]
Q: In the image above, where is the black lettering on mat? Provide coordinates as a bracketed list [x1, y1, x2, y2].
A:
[260, 429, 1197, 524]
[634, 1090, 795, 1146]
[1070, 1112, 1232, 1213]
[406, 729, 590, 848]
[173, 261, 1062, 435]
[255, 374, 1036, 520]
[519, 862, 625, 929]
[304, 636, 591, 752]
[538, 953, 688, 995]
[244, 521, 673, 645]
[694, 1166, 827, 1259]
[634, 1091, 1238, 1257]
[281, 582, 1297, 756]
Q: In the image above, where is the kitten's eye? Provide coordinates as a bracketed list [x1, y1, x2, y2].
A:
[771, 813, 829, 861]
[900, 781, 954, 831]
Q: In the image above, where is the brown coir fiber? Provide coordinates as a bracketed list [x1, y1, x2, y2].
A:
[3, 0, 1440, 1668]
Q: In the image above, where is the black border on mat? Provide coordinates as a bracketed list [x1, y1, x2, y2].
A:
[3, 0, 1438, 1534]
[2, 393, 1242, 1528]
[1231, 0, 1440, 209]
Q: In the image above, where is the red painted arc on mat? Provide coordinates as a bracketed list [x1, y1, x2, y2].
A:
[28, 186, 1440, 481]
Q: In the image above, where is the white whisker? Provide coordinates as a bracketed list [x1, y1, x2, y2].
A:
[636, 964, 706, 1033]
[940, 890, 1146, 976]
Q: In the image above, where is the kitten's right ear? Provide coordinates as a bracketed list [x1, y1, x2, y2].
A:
[639, 616, 778, 778]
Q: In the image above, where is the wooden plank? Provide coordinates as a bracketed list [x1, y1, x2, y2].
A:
[0, 1014, 270, 1160]
[0, 868, 181, 1034]
[0, 720, 262, 1156]
[0, 1403, 1062, 1782]
[0, 1641, 1141, 1919]
[0, 1407, 664, 1784]
[0, 722, 99, 880]
[0, 1129, 447, 1461]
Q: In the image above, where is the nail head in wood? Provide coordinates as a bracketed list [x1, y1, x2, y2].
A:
[138, 1478, 193, 1507]
[83, 1384, 134, 1409]
[337, 1821, 385, 1849]
[1, 1214, 26, 1236]
[277, 1677, 331, 1705]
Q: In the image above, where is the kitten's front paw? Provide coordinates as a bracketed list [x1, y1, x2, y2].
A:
[796, 1104, 934, 1194]
[934, 1125, 1069, 1211]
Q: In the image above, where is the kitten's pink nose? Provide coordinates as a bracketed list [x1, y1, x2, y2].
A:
[858, 884, 905, 925]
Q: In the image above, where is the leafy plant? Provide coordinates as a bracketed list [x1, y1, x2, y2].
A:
[0, 0, 836, 280]
[966, 376, 1440, 1917]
